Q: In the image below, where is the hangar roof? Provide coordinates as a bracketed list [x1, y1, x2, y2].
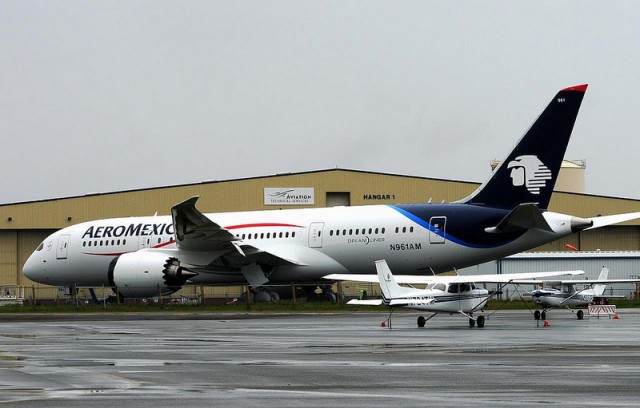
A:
[1, 168, 639, 230]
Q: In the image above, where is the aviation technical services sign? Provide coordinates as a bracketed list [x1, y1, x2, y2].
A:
[264, 188, 315, 205]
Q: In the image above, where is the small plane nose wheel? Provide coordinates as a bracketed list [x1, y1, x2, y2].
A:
[541, 311, 546, 320]
[468, 318, 475, 327]
[417, 316, 426, 328]
[476, 315, 485, 328]
[534, 310, 541, 320]
[577, 310, 584, 320]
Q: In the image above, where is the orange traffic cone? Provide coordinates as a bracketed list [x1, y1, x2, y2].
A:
[543, 320, 550, 327]
[614, 314, 619, 319]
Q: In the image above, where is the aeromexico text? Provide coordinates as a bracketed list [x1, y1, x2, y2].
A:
[82, 223, 174, 239]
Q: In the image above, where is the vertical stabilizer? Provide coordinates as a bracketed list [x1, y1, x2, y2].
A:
[593, 267, 609, 296]
[461, 85, 587, 210]
[375, 260, 410, 300]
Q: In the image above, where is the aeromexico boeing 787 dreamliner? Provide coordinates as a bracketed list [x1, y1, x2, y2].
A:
[22, 84, 640, 298]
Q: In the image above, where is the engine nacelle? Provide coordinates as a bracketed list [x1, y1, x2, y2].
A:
[109, 251, 196, 298]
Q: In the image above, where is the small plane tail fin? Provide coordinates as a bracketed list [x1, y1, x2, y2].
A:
[375, 259, 409, 301]
[460, 85, 587, 210]
[593, 267, 609, 296]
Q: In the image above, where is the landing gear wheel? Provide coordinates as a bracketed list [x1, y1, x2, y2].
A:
[469, 318, 475, 327]
[541, 311, 546, 320]
[476, 315, 485, 328]
[417, 316, 426, 328]
[534, 310, 541, 320]
[577, 310, 584, 320]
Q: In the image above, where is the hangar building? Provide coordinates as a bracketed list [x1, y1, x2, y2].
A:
[2, 168, 640, 300]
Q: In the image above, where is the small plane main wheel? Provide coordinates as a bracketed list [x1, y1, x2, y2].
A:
[541, 311, 546, 320]
[469, 318, 475, 327]
[417, 316, 426, 328]
[534, 310, 541, 320]
[476, 315, 485, 328]
[577, 310, 584, 320]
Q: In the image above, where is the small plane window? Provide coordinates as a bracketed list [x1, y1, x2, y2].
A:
[36, 242, 44, 251]
[434, 283, 446, 291]
[448, 284, 459, 293]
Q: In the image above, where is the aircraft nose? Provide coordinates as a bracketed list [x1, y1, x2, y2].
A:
[23, 246, 47, 283]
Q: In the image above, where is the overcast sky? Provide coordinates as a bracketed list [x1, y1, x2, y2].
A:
[1, 1, 639, 204]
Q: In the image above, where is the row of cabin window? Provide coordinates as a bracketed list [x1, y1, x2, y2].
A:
[82, 237, 173, 247]
[235, 231, 297, 240]
[83, 239, 128, 247]
[328, 226, 414, 237]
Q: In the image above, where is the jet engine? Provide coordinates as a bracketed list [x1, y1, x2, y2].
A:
[108, 251, 197, 298]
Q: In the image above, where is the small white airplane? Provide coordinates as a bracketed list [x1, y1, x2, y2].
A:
[529, 267, 640, 320]
[21, 84, 640, 299]
[325, 259, 584, 328]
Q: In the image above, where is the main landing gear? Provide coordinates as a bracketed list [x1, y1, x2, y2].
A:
[469, 315, 485, 328]
[415, 313, 485, 328]
[534, 310, 547, 321]
[534, 309, 584, 320]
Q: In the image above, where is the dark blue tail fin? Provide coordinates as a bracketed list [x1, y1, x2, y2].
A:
[462, 84, 587, 210]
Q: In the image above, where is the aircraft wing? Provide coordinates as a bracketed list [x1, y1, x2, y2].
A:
[552, 278, 640, 285]
[586, 212, 640, 230]
[324, 270, 584, 285]
[171, 196, 301, 268]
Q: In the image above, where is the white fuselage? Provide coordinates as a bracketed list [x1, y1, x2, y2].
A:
[533, 287, 598, 308]
[392, 283, 490, 314]
[23, 204, 579, 289]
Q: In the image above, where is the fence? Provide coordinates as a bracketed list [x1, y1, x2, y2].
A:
[12, 281, 383, 307]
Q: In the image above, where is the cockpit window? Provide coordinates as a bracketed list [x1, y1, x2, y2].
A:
[36, 242, 44, 251]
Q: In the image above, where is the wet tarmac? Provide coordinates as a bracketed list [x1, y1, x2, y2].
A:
[1, 310, 639, 407]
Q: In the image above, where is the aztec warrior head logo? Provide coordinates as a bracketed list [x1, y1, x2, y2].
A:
[507, 155, 552, 194]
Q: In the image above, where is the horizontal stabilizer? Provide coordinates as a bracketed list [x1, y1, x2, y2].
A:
[347, 299, 384, 306]
[586, 212, 640, 230]
[485, 203, 552, 233]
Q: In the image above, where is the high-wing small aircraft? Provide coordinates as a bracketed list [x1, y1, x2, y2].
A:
[326, 259, 584, 328]
[529, 267, 640, 320]
[22, 84, 640, 299]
